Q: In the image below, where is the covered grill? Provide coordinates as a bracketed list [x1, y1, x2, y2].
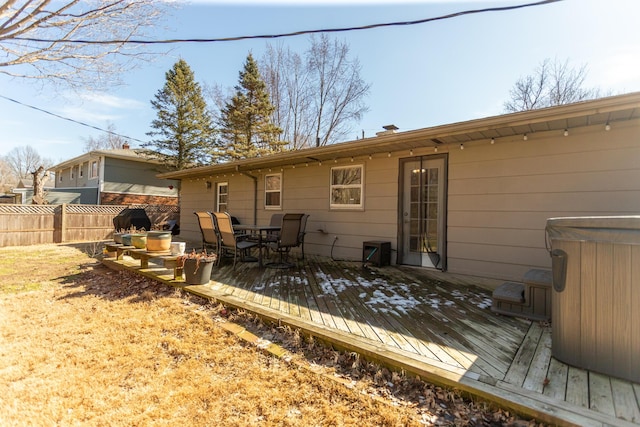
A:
[113, 208, 151, 232]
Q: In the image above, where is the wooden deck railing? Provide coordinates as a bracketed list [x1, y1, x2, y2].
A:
[0, 204, 179, 247]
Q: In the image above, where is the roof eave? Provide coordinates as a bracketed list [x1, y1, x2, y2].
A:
[158, 91, 640, 180]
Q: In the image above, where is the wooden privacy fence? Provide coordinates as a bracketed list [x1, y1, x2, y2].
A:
[0, 204, 179, 247]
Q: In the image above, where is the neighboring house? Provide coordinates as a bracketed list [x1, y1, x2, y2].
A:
[47, 145, 179, 206]
[159, 92, 640, 287]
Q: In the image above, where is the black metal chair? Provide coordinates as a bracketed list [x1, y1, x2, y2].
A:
[265, 213, 304, 269]
[212, 212, 258, 268]
[298, 214, 310, 260]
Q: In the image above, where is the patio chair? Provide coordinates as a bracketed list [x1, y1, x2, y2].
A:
[298, 214, 310, 260]
[212, 211, 258, 268]
[264, 213, 283, 244]
[265, 213, 304, 269]
[193, 212, 221, 264]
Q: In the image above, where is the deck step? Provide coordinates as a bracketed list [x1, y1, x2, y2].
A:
[523, 268, 552, 288]
[491, 271, 552, 322]
[492, 282, 525, 303]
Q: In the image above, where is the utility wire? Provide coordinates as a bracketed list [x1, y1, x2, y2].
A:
[15, 0, 563, 45]
[0, 94, 147, 144]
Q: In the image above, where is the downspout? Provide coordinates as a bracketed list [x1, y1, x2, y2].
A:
[238, 166, 258, 225]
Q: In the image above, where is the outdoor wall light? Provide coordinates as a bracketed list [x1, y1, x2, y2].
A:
[409, 149, 413, 156]
[460, 143, 464, 150]
[387, 152, 391, 157]
[605, 123, 611, 131]
[523, 134, 528, 141]
[564, 129, 569, 137]
[434, 146, 438, 152]
[490, 137, 495, 144]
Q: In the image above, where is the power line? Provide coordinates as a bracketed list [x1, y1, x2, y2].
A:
[0, 94, 147, 144]
[15, 0, 562, 45]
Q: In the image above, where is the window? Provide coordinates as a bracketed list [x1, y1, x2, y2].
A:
[264, 173, 282, 209]
[58, 170, 62, 182]
[79, 163, 84, 178]
[89, 160, 98, 179]
[217, 182, 228, 212]
[71, 167, 75, 180]
[330, 165, 363, 209]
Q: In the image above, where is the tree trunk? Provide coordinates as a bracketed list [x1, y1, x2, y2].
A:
[31, 166, 50, 205]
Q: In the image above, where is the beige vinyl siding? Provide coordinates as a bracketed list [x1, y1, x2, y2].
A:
[182, 155, 401, 261]
[446, 119, 640, 282]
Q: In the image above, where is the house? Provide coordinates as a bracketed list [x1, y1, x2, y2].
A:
[43, 144, 180, 206]
[158, 92, 640, 287]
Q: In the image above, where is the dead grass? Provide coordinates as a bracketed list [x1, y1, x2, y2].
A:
[0, 243, 542, 426]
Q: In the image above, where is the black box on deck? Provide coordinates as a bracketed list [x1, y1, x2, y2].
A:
[362, 241, 390, 267]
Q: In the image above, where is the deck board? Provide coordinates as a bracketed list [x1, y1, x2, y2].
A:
[106, 253, 640, 426]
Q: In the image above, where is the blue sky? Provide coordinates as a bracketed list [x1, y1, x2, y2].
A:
[2, 0, 639, 164]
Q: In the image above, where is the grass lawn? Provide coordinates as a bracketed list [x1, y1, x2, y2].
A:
[0, 243, 538, 426]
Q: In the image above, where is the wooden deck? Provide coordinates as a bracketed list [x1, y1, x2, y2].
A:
[105, 252, 640, 426]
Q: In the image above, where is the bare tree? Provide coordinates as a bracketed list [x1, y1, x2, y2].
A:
[83, 122, 129, 152]
[261, 43, 314, 149]
[4, 145, 51, 180]
[0, 157, 17, 193]
[0, 0, 168, 89]
[504, 58, 602, 112]
[261, 35, 370, 148]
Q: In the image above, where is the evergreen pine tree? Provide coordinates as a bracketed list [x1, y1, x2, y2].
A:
[144, 59, 215, 170]
[219, 53, 285, 160]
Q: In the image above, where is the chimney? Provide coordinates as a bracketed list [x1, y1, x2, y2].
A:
[122, 142, 130, 149]
[376, 124, 399, 136]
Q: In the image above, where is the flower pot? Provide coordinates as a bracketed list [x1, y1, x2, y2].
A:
[130, 233, 147, 249]
[146, 230, 172, 252]
[113, 232, 123, 244]
[121, 234, 132, 246]
[183, 258, 214, 285]
[170, 242, 186, 255]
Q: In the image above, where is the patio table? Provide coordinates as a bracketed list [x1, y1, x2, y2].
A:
[234, 224, 280, 267]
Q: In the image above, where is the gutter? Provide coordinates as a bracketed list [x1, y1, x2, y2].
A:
[238, 166, 258, 225]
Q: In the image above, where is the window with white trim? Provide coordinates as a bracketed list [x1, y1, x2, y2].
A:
[216, 182, 228, 212]
[79, 163, 84, 177]
[58, 170, 63, 182]
[264, 173, 282, 209]
[330, 165, 363, 209]
[89, 160, 98, 179]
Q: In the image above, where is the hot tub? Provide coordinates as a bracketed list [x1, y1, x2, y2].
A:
[546, 216, 640, 382]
